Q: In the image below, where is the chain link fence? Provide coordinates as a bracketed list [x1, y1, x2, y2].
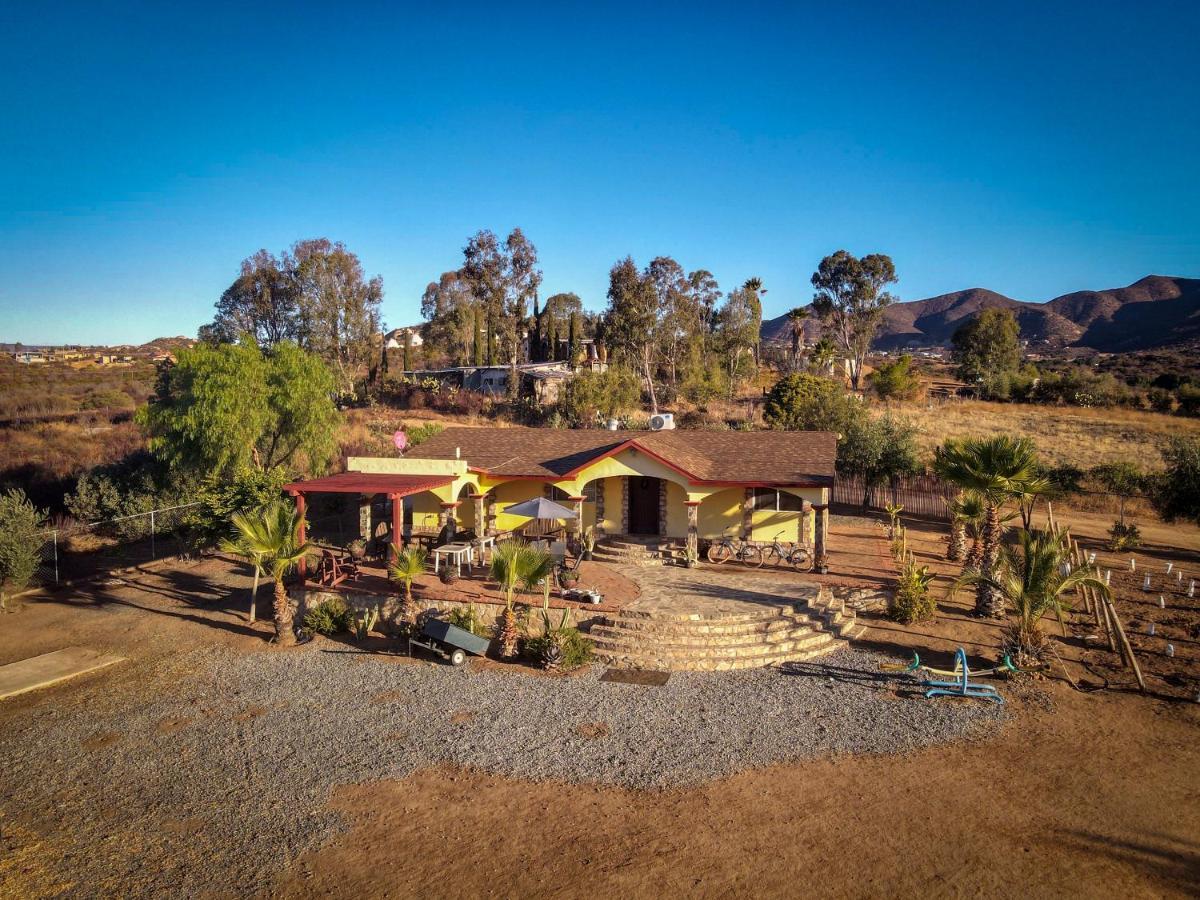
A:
[38, 502, 204, 585]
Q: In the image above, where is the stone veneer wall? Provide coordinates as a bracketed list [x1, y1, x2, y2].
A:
[658, 480, 668, 537]
[620, 477, 630, 533]
[298, 587, 603, 640]
[594, 480, 606, 537]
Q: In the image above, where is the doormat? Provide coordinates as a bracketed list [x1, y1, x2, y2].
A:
[600, 668, 670, 686]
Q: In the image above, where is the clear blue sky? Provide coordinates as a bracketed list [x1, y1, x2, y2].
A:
[2, 0, 1198, 345]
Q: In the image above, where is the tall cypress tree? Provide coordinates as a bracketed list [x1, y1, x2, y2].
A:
[568, 312, 580, 365]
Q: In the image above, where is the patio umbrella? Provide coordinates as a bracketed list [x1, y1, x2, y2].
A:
[502, 497, 578, 521]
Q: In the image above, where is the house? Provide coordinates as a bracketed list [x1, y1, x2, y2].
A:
[284, 426, 837, 565]
[398, 361, 575, 400]
[384, 326, 424, 350]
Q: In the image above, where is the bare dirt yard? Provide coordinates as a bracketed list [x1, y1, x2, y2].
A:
[0, 523, 1197, 899]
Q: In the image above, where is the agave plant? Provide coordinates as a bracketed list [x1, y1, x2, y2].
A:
[489, 541, 555, 659]
[388, 546, 428, 630]
[933, 436, 1045, 617]
[225, 501, 313, 646]
[951, 528, 1108, 666]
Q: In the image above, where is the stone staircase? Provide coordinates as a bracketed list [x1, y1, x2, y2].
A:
[590, 587, 864, 671]
[592, 535, 682, 567]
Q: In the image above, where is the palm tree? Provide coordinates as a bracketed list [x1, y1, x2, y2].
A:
[944, 491, 985, 564]
[786, 307, 809, 369]
[952, 528, 1109, 666]
[388, 545, 428, 630]
[489, 541, 555, 658]
[227, 501, 313, 646]
[219, 530, 265, 623]
[933, 436, 1043, 618]
[807, 337, 838, 377]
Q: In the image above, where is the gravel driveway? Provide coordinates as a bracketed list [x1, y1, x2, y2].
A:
[1, 643, 1004, 897]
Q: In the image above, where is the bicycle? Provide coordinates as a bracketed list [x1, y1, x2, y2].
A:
[760, 531, 814, 572]
[706, 533, 763, 567]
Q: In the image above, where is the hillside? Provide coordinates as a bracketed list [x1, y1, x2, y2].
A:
[762, 275, 1200, 352]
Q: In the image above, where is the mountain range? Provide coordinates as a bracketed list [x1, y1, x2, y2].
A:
[760, 275, 1200, 352]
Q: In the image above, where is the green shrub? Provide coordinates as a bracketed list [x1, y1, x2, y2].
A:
[303, 597, 353, 635]
[188, 466, 289, 547]
[446, 603, 489, 637]
[1108, 521, 1142, 551]
[890, 562, 936, 624]
[558, 366, 641, 425]
[405, 421, 444, 447]
[557, 628, 594, 669]
[0, 489, 45, 609]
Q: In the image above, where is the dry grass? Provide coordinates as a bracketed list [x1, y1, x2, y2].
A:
[878, 398, 1200, 470]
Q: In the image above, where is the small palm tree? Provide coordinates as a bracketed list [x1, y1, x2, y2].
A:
[786, 306, 809, 368]
[933, 436, 1043, 617]
[952, 528, 1108, 666]
[807, 337, 838, 376]
[220, 530, 265, 623]
[388, 545, 428, 630]
[227, 501, 312, 646]
[489, 541, 555, 658]
[944, 491, 984, 564]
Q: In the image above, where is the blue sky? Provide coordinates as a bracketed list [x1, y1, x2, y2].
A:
[2, 1, 1198, 345]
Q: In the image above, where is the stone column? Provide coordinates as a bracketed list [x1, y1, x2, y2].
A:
[568, 496, 585, 537]
[800, 500, 812, 548]
[742, 487, 755, 542]
[358, 494, 372, 544]
[594, 481, 606, 538]
[485, 495, 497, 536]
[658, 482, 668, 537]
[684, 500, 701, 558]
[814, 503, 830, 573]
[621, 477, 630, 534]
[469, 493, 486, 535]
[440, 501, 460, 529]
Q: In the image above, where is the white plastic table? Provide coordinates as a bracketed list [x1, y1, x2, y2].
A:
[432, 542, 474, 576]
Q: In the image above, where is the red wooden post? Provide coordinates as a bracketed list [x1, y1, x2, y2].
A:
[390, 492, 402, 562]
[294, 491, 307, 579]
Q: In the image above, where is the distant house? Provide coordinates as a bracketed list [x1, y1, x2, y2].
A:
[399, 361, 574, 400]
[12, 350, 47, 364]
[385, 327, 424, 350]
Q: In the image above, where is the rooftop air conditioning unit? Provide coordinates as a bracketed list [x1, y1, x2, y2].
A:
[649, 412, 675, 431]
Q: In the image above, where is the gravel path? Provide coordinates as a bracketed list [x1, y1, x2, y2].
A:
[1, 644, 1005, 897]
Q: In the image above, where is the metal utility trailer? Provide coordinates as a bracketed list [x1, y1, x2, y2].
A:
[408, 618, 490, 666]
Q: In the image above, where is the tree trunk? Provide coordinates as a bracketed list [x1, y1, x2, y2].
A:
[947, 521, 965, 562]
[248, 566, 260, 623]
[273, 579, 296, 646]
[642, 347, 658, 414]
[977, 504, 1004, 618]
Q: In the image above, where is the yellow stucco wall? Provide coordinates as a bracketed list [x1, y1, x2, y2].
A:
[352, 448, 828, 542]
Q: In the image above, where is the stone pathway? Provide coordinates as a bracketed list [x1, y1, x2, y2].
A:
[624, 564, 822, 618]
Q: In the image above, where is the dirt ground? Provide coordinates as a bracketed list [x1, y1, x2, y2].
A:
[2, 515, 1198, 899]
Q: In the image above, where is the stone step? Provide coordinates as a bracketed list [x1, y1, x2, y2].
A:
[611, 605, 798, 624]
[603, 536, 676, 552]
[594, 639, 838, 672]
[595, 612, 814, 638]
[593, 545, 660, 560]
[590, 619, 818, 646]
[590, 629, 829, 658]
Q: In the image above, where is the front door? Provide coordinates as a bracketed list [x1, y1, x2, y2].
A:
[628, 476, 661, 535]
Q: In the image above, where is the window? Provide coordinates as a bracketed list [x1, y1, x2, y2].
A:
[752, 488, 805, 512]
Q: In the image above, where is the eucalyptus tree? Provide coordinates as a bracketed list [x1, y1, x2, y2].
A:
[420, 270, 476, 366]
[811, 250, 897, 390]
[290, 238, 384, 390]
[603, 257, 661, 412]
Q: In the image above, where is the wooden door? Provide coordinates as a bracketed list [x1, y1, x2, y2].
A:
[628, 477, 660, 535]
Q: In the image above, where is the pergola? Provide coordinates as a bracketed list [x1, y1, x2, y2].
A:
[282, 472, 454, 576]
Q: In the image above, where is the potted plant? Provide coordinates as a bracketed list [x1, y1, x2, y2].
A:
[347, 538, 367, 561]
[581, 526, 596, 561]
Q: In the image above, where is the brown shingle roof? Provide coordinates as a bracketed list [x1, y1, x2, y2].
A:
[407, 427, 836, 486]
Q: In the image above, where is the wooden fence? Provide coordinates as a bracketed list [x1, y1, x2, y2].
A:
[832, 473, 959, 520]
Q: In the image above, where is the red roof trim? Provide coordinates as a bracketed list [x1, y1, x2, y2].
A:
[283, 473, 453, 497]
